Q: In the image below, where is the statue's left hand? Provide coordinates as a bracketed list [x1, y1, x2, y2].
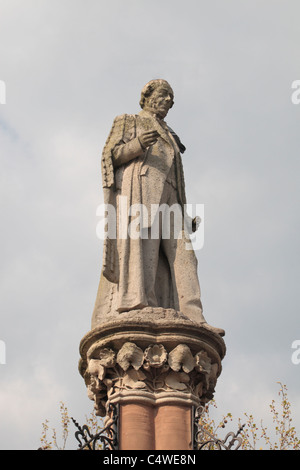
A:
[192, 216, 201, 232]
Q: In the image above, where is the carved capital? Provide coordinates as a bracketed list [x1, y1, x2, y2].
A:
[84, 342, 219, 416]
[79, 308, 226, 417]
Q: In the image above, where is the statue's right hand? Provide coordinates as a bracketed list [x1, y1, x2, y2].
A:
[139, 130, 160, 149]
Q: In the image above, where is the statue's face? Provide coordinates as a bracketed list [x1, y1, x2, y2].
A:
[145, 85, 174, 119]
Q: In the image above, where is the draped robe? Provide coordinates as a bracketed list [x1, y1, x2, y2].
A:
[91, 110, 200, 328]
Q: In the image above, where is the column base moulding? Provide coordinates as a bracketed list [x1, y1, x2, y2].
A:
[107, 390, 200, 408]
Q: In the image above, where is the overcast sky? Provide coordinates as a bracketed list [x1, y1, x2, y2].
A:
[0, 0, 300, 450]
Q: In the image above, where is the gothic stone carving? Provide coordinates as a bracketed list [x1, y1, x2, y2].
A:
[84, 342, 219, 417]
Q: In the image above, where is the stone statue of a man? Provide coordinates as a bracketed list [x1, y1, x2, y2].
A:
[92, 79, 223, 335]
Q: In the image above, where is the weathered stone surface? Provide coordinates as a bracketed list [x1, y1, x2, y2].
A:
[79, 81, 226, 429]
[79, 308, 226, 417]
[91, 79, 224, 334]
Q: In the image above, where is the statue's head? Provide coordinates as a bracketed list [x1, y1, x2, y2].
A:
[140, 79, 174, 119]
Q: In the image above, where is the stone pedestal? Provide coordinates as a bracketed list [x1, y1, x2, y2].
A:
[79, 308, 226, 450]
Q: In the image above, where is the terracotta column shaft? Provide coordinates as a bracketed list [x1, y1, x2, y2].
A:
[119, 403, 192, 450]
[119, 403, 155, 450]
[155, 405, 192, 450]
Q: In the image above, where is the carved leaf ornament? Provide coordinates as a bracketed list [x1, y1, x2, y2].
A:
[86, 342, 218, 416]
[117, 342, 144, 371]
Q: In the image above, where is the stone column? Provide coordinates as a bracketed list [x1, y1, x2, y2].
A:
[79, 308, 226, 450]
[154, 405, 192, 450]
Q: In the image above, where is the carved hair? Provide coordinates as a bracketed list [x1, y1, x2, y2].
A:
[139, 79, 174, 109]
